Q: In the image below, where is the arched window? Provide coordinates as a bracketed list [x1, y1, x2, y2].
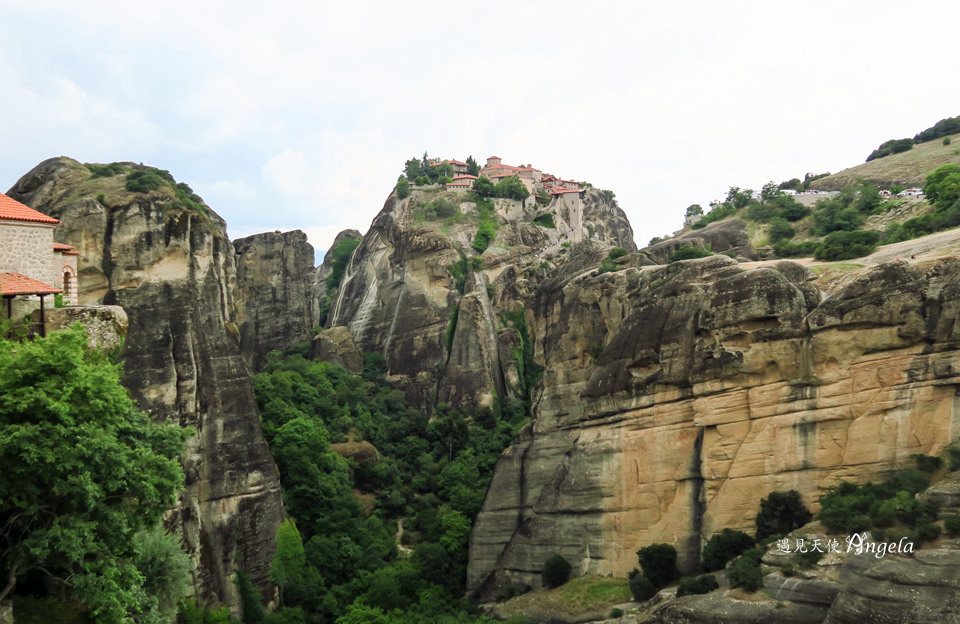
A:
[63, 268, 73, 303]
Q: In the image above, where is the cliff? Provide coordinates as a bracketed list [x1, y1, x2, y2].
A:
[234, 229, 320, 370]
[467, 253, 960, 596]
[6, 158, 285, 610]
[325, 185, 635, 412]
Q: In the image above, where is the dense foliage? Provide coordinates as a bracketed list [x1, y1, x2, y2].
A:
[541, 554, 572, 588]
[701, 529, 755, 571]
[866, 138, 914, 161]
[471, 198, 499, 253]
[318, 235, 362, 325]
[0, 324, 190, 622]
[818, 470, 937, 535]
[471, 175, 530, 201]
[669, 245, 712, 263]
[635, 544, 679, 590]
[251, 352, 529, 622]
[864, 115, 960, 160]
[755, 490, 812, 540]
[598, 247, 629, 273]
[914, 115, 960, 143]
[725, 548, 763, 592]
[675, 574, 719, 597]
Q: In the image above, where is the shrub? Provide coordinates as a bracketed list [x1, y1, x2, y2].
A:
[86, 162, 128, 177]
[692, 202, 736, 229]
[636, 543, 678, 589]
[917, 522, 942, 543]
[924, 163, 960, 208]
[599, 247, 630, 273]
[608, 247, 628, 260]
[866, 138, 914, 161]
[702, 529, 755, 571]
[669, 245, 712, 262]
[768, 217, 794, 243]
[473, 220, 497, 252]
[676, 574, 719, 597]
[814, 230, 879, 261]
[628, 571, 657, 601]
[795, 545, 823, 568]
[609, 607, 624, 618]
[726, 548, 763, 592]
[781, 202, 810, 222]
[773, 240, 819, 258]
[912, 453, 943, 474]
[756, 490, 813, 540]
[396, 177, 410, 199]
[533, 213, 555, 229]
[415, 197, 458, 221]
[126, 168, 169, 193]
[944, 515, 960, 537]
[541, 554, 572, 588]
[891, 469, 930, 495]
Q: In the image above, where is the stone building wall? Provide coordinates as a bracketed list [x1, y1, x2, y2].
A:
[0, 220, 57, 286]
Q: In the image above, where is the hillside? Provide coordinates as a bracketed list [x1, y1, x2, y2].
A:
[809, 131, 960, 191]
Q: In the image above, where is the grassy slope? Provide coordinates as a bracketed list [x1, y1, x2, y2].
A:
[494, 576, 631, 620]
[809, 133, 960, 190]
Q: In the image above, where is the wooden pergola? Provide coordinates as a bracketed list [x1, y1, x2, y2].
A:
[0, 272, 62, 338]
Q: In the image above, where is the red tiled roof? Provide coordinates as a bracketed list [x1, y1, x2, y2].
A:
[53, 243, 74, 251]
[551, 187, 582, 195]
[451, 175, 477, 180]
[0, 193, 59, 224]
[449, 160, 468, 166]
[0, 272, 62, 296]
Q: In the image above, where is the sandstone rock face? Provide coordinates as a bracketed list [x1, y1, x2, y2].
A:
[823, 548, 960, 623]
[325, 186, 634, 411]
[468, 254, 960, 596]
[8, 158, 284, 610]
[310, 325, 364, 374]
[641, 218, 757, 264]
[234, 230, 319, 370]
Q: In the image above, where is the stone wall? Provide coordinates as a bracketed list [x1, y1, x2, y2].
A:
[0, 221, 56, 286]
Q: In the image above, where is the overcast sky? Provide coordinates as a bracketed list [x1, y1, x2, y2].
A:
[2, 0, 959, 258]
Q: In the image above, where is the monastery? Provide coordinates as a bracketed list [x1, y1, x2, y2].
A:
[431, 155, 586, 244]
[0, 192, 78, 335]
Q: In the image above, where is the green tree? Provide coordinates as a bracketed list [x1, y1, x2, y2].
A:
[541, 554, 572, 588]
[725, 187, 753, 210]
[133, 527, 194, 619]
[760, 181, 782, 202]
[0, 325, 188, 621]
[755, 490, 812, 540]
[701, 529, 754, 571]
[636, 544, 678, 589]
[272, 519, 307, 606]
[685, 204, 704, 217]
[404, 158, 421, 181]
[767, 217, 794, 243]
[472, 176, 496, 197]
[396, 177, 410, 200]
[924, 164, 960, 208]
[726, 548, 763, 592]
[465, 156, 480, 176]
[494, 175, 530, 201]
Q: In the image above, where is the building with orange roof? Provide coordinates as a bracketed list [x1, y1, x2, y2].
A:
[0, 191, 78, 333]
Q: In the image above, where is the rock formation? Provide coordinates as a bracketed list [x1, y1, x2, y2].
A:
[7, 158, 285, 611]
[467, 254, 960, 596]
[234, 229, 320, 370]
[324, 185, 635, 412]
